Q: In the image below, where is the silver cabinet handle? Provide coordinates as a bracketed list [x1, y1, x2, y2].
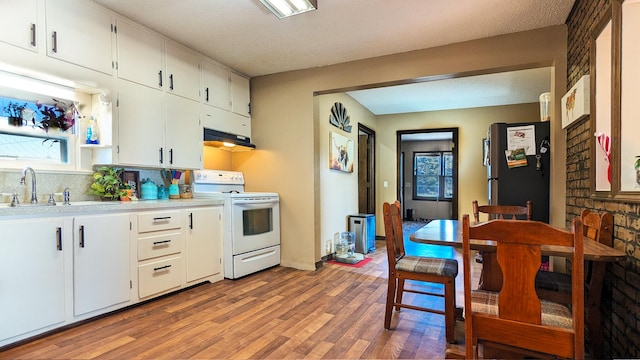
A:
[51, 31, 57, 53]
[152, 216, 171, 221]
[30, 23, 36, 46]
[56, 227, 62, 251]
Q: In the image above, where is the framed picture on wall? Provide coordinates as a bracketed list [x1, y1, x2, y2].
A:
[589, 3, 614, 195]
[122, 170, 140, 198]
[329, 131, 354, 173]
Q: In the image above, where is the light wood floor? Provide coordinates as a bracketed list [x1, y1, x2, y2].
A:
[1, 240, 475, 359]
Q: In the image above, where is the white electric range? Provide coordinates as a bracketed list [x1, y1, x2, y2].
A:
[191, 170, 280, 279]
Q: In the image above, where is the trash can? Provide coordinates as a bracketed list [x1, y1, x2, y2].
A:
[406, 208, 413, 221]
[348, 214, 376, 254]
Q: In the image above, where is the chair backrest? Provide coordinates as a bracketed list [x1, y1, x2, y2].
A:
[472, 200, 533, 222]
[581, 208, 613, 292]
[383, 201, 405, 268]
[462, 215, 584, 359]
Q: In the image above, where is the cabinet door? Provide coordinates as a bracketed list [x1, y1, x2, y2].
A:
[45, 0, 113, 75]
[73, 213, 131, 316]
[230, 72, 251, 117]
[116, 79, 165, 167]
[0, 0, 38, 52]
[202, 60, 230, 110]
[165, 41, 200, 101]
[165, 95, 202, 169]
[186, 207, 222, 282]
[0, 218, 67, 341]
[116, 18, 164, 89]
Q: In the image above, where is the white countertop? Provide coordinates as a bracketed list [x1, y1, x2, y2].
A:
[0, 198, 224, 218]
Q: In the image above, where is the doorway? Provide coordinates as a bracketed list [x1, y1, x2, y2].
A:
[397, 128, 459, 220]
[358, 124, 376, 214]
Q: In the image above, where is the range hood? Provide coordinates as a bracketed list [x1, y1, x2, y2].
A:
[203, 128, 256, 151]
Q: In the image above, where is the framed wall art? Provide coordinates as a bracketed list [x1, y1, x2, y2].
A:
[329, 131, 354, 173]
[619, 0, 640, 193]
[122, 170, 140, 198]
[561, 74, 590, 129]
[590, 5, 614, 194]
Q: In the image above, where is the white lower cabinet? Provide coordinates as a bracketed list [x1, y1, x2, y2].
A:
[0, 204, 223, 347]
[186, 206, 222, 282]
[73, 213, 131, 316]
[0, 217, 70, 343]
[138, 256, 183, 298]
[136, 209, 185, 299]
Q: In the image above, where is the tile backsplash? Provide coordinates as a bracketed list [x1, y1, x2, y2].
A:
[0, 168, 187, 205]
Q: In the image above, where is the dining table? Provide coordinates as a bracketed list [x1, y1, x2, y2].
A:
[410, 219, 627, 291]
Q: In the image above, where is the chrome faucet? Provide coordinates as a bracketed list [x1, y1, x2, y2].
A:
[20, 166, 38, 204]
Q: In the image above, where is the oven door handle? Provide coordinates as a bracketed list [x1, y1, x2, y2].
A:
[233, 198, 279, 207]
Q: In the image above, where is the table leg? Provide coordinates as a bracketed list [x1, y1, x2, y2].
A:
[479, 252, 502, 291]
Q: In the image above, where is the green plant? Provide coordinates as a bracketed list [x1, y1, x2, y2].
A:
[3, 101, 27, 118]
[635, 156, 640, 170]
[89, 166, 125, 200]
[35, 98, 80, 132]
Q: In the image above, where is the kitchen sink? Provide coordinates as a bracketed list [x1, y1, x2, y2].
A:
[0, 200, 121, 208]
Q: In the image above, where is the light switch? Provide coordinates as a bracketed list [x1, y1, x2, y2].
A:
[383, 181, 388, 188]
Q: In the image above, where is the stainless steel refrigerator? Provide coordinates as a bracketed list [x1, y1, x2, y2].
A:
[486, 121, 550, 222]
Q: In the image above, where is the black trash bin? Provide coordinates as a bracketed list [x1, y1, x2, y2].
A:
[406, 208, 413, 221]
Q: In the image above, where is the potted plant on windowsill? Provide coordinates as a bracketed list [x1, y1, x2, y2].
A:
[89, 166, 125, 200]
[35, 98, 80, 133]
[3, 101, 27, 126]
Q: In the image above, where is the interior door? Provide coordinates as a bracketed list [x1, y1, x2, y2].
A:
[358, 124, 375, 214]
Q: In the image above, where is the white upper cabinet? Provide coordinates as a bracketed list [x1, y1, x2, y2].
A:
[165, 95, 202, 169]
[116, 79, 165, 167]
[202, 59, 230, 110]
[115, 18, 164, 90]
[45, 0, 113, 75]
[117, 79, 202, 169]
[0, 0, 38, 52]
[230, 72, 251, 117]
[165, 41, 200, 101]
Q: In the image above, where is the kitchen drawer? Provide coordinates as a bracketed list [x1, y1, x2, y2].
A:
[138, 231, 183, 261]
[138, 210, 183, 233]
[138, 256, 183, 298]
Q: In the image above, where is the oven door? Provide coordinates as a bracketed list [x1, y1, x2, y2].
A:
[231, 197, 280, 255]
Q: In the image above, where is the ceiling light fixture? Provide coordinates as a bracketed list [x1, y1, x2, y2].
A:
[259, 0, 317, 19]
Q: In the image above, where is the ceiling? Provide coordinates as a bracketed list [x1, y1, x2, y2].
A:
[91, 0, 574, 114]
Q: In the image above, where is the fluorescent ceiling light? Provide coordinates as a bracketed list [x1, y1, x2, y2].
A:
[260, 0, 317, 19]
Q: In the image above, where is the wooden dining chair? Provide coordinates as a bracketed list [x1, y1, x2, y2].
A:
[382, 201, 459, 343]
[472, 200, 533, 222]
[471, 200, 533, 288]
[462, 215, 584, 359]
[535, 209, 613, 359]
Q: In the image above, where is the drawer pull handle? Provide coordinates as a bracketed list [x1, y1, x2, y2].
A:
[152, 240, 171, 246]
[153, 264, 172, 271]
[153, 216, 171, 221]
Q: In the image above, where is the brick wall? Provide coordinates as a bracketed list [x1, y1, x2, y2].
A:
[565, 0, 640, 357]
